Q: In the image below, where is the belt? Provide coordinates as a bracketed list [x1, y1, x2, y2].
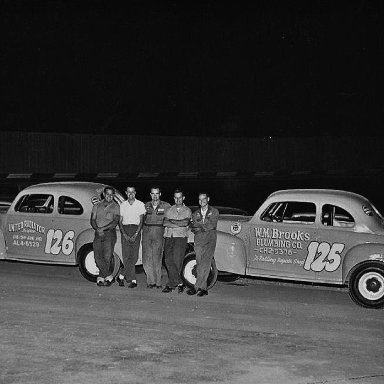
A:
[144, 223, 163, 227]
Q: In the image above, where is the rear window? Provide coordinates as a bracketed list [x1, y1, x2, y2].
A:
[321, 204, 354, 228]
[58, 196, 84, 215]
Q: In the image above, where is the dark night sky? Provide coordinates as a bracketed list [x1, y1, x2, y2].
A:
[1, 0, 383, 137]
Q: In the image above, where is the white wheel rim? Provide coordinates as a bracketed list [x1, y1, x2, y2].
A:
[358, 272, 384, 301]
[183, 260, 197, 285]
[84, 251, 99, 276]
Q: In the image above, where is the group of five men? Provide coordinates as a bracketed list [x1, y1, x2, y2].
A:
[90, 186, 219, 297]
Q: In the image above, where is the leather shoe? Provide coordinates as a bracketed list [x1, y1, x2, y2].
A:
[96, 280, 105, 287]
[186, 288, 197, 295]
[177, 284, 185, 293]
[162, 286, 173, 293]
[127, 281, 137, 288]
[196, 289, 208, 297]
[104, 279, 113, 287]
[156, 285, 162, 289]
[116, 277, 125, 287]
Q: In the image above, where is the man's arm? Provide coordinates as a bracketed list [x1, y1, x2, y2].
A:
[118, 215, 129, 240]
[130, 214, 144, 242]
[100, 213, 120, 232]
[90, 207, 98, 231]
[200, 209, 219, 231]
[168, 218, 190, 226]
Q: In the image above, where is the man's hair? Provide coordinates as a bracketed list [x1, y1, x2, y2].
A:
[104, 186, 115, 195]
[126, 186, 136, 192]
[174, 189, 184, 196]
[150, 186, 161, 193]
[199, 192, 210, 199]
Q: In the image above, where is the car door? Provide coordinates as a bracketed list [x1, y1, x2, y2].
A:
[5, 192, 56, 262]
[311, 203, 355, 284]
[247, 200, 318, 282]
[43, 194, 89, 264]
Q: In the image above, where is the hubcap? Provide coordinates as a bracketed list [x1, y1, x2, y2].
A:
[84, 251, 99, 276]
[183, 260, 197, 285]
[358, 272, 384, 301]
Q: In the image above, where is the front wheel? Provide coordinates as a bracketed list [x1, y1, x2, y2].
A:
[78, 243, 121, 282]
[349, 262, 384, 309]
[181, 252, 218, 289]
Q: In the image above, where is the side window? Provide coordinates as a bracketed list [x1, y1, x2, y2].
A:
[261, 201, 316, 224]
[14, 194, 54, 214]
[58, 196, 84, 215]
[322, 204, 354, 228]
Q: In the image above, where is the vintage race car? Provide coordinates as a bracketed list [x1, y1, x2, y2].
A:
[0, 182, 137, 281]
[181, 189, 384, 309]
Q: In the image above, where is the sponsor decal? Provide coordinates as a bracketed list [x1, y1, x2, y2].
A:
[9, 220, 46, 249]
[8, 221, 75, 255]
[230, 222, 242, 235]
[253, 227, 308, 256]
[8, 220, 46, 234]
[253, 226, 344, 273]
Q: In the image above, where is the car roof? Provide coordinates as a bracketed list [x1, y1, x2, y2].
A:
[268, 189, 369, 205]
[20, 182, 110, 199]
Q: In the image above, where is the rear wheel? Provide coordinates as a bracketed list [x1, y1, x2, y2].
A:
[78, 243, 121, 283]
[349, 262, 384, 309]
[181, 252, 218, 289]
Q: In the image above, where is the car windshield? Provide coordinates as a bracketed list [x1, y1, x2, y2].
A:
[114, 190, 125, 204]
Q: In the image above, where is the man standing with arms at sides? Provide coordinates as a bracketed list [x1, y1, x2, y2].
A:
[90, 186, 120, 287]
[142, 187, 171, 288]
[187, 193, 219, 297]
[117, 186, 146, 288]
[162, 189, 192, 293]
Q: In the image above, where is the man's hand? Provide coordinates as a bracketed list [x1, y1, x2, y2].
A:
[128, 233, 138, 243]
[96, 228, 104, 236]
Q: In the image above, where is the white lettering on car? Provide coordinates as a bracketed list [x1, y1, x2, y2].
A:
[45, 229, 75, 255]
[304, 241, 344, 272]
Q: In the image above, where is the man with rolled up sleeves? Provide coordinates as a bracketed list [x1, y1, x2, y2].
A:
[90, 186, 120, 287]
[162, 189, 192, 293]
[187, 192, 219, 297]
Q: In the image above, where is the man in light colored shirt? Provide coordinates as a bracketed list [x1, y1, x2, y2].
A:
[118, 186, 146, 288]
[142, 187, 171, 288]
[162, 189, 192, 293]
[90, 186, 120, 287]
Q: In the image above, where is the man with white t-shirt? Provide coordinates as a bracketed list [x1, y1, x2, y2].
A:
[118, 186, 146, 288]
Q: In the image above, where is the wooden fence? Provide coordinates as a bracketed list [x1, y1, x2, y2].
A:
[0, 131, 380, 174]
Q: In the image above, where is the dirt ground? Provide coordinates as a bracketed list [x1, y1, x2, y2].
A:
[0, 261, 383, 384]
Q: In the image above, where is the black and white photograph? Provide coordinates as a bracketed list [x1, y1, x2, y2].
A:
[1, 1, 383, 383]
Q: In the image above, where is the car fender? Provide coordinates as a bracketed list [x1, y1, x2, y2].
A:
[214, 230, 247, 275]
[0, 230, 6, 259]
[75, 229, 96, 262]
[343, 243, 384, 283]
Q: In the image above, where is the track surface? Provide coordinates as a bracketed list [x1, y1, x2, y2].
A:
[0, 261, 383, 384]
